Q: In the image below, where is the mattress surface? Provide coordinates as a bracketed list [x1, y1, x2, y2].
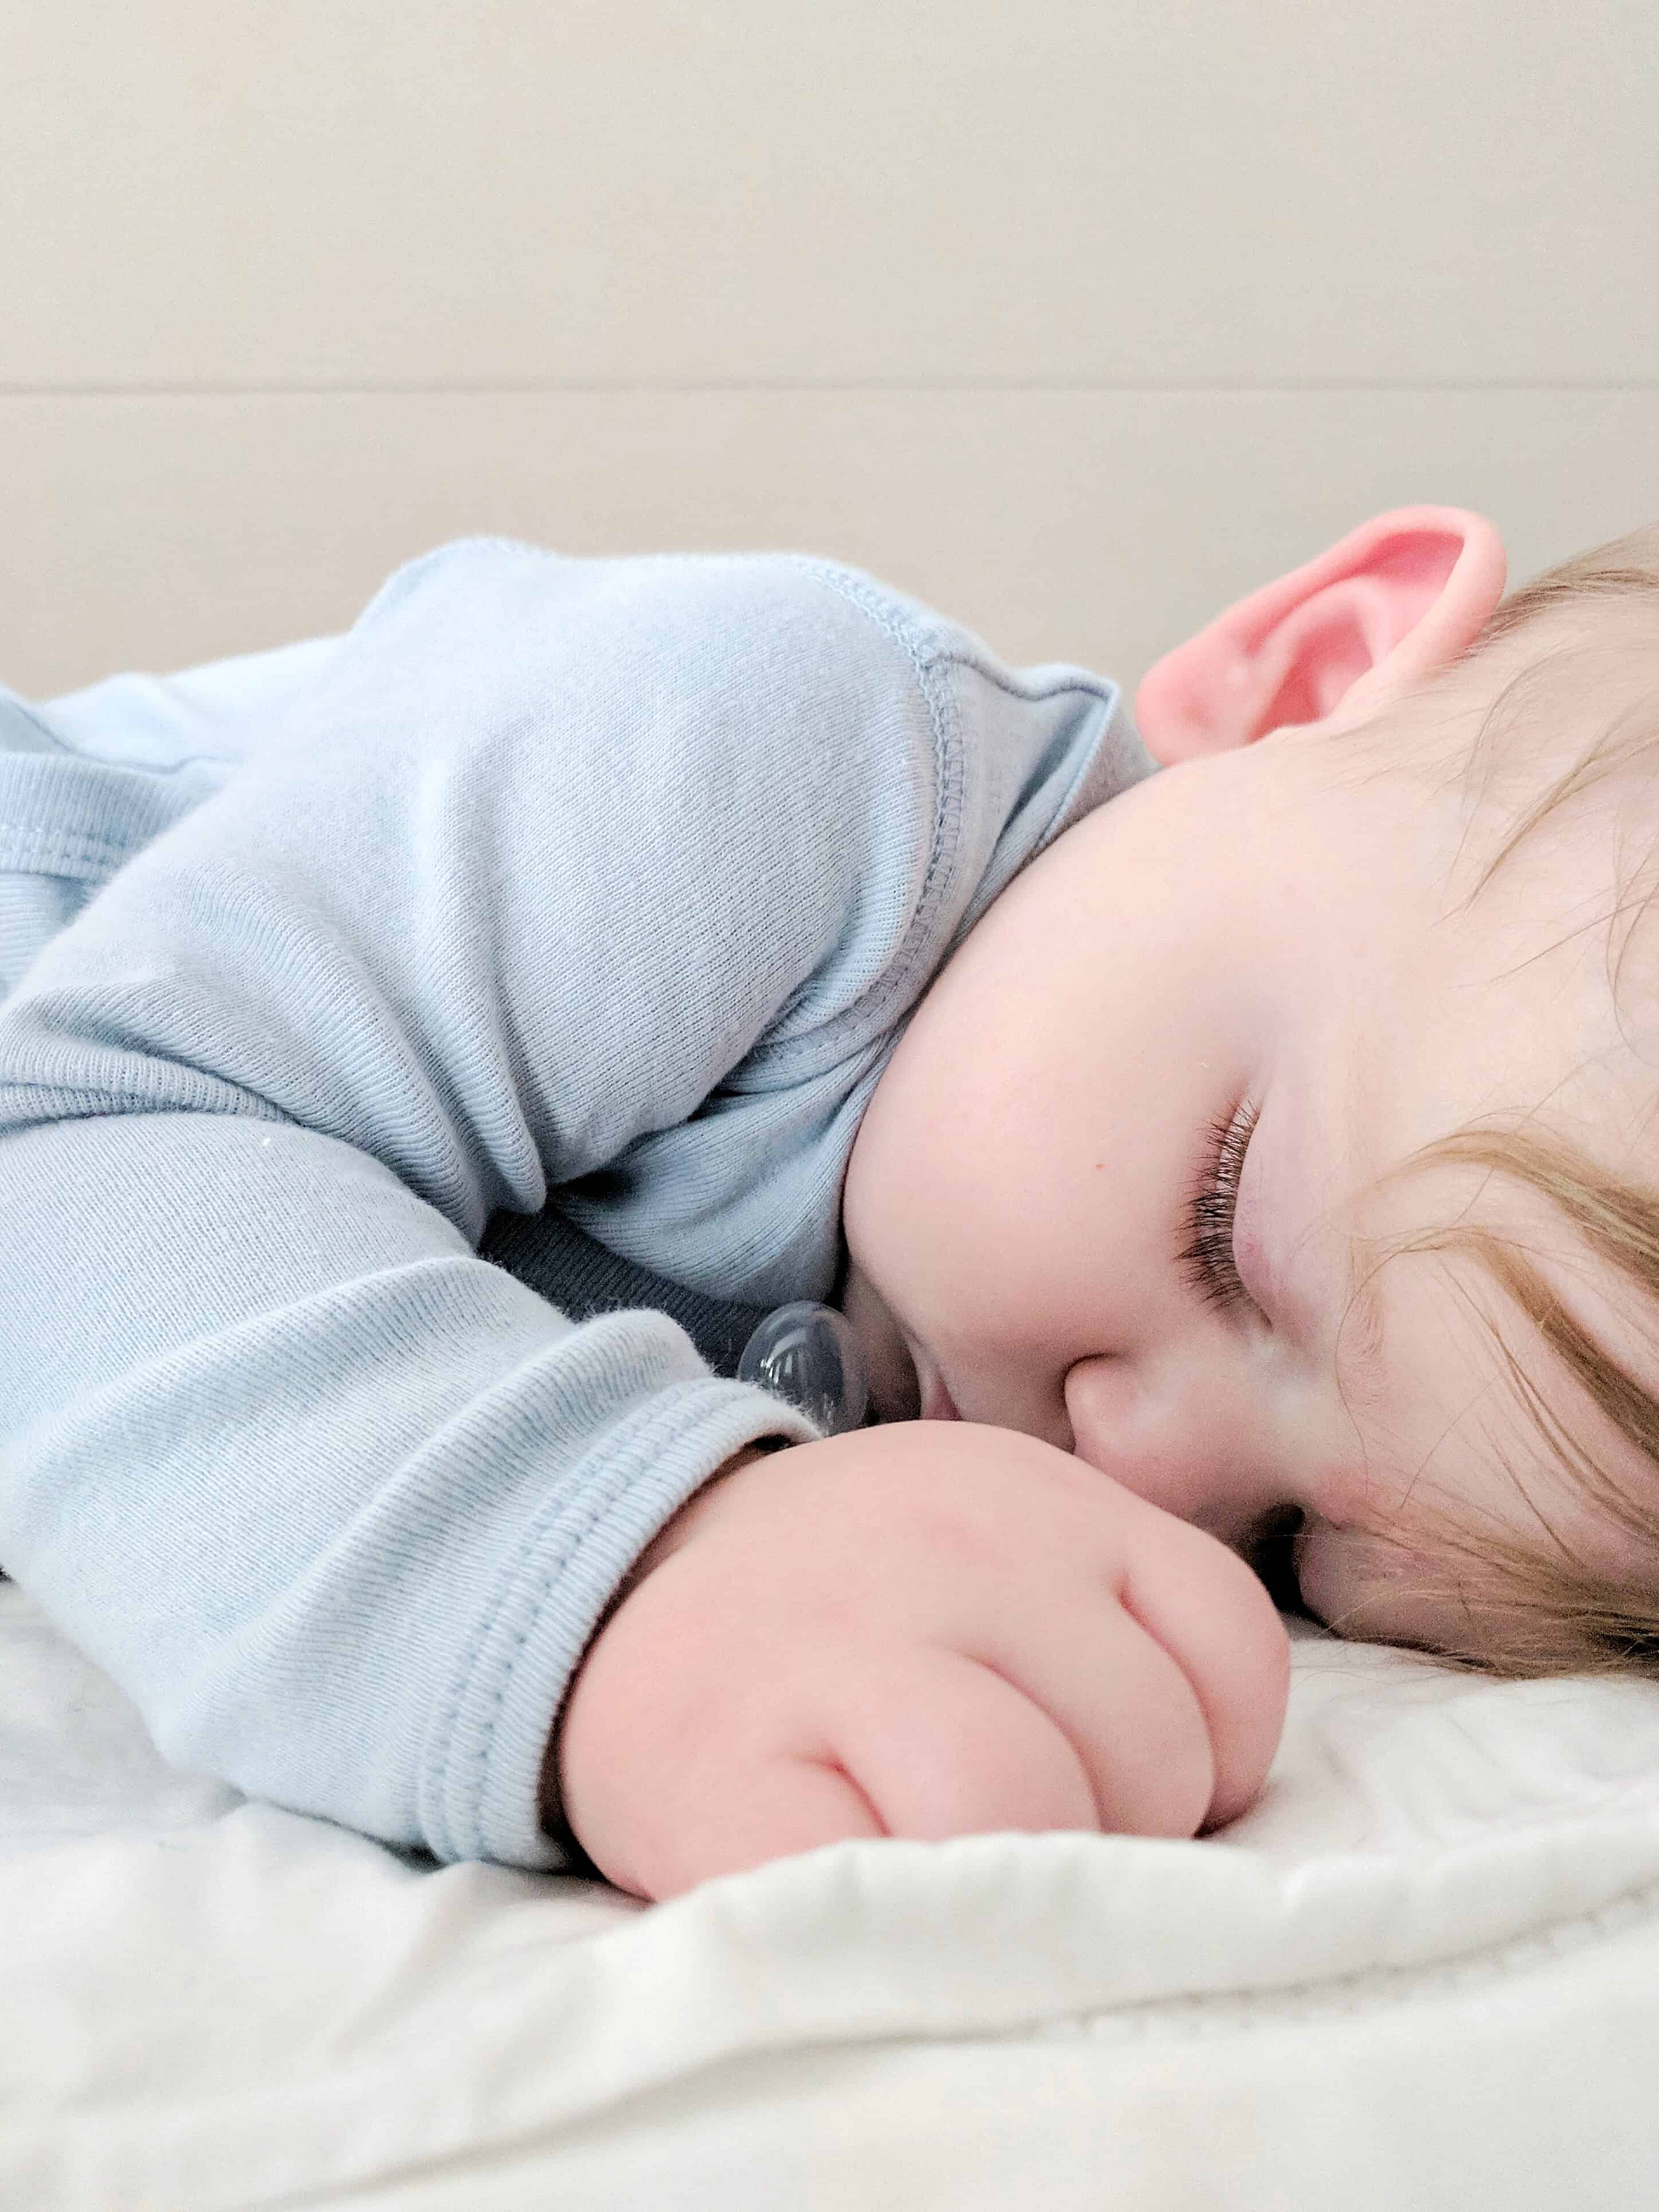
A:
[4, 1582, 1658, 2209]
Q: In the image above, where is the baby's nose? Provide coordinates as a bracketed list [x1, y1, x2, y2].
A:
[1062, 1351, 1282, 1547]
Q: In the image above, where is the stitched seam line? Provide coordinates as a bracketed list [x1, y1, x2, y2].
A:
[434, 1382, 797, 1855]
[792, 560, 967, 1029]
[0, 822, 133, 865]
[428, 1377, 814, 1857]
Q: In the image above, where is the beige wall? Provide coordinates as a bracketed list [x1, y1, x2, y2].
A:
[3, 1, 1656, 697]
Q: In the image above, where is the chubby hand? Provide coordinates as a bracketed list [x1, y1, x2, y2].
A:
[554, 1422, 1290, 1902]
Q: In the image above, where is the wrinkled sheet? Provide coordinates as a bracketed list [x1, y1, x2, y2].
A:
[4, 1581, 1659, 2209]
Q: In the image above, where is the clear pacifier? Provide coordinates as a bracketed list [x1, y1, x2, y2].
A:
[737, 1300, 870, 1436]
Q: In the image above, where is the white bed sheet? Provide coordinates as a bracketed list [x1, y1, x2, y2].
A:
[4, 1578, 1659, 2209]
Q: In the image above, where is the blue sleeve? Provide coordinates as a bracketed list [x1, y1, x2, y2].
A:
[42, 633, 347, 766]
[0, 540, 940, 1868]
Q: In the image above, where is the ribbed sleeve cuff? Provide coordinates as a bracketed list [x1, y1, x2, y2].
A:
[419, 1367, 823, 1869]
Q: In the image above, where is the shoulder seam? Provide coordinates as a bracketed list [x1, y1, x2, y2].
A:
[791, 560, 968, 1029]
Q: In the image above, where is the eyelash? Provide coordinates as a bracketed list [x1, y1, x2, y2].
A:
[1179, 1100, 1261, 1313]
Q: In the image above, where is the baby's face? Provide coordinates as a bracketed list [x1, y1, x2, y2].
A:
[840, 711, 1659, 1655]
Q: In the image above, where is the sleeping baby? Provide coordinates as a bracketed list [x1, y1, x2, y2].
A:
[2, 504, 1656, 1904]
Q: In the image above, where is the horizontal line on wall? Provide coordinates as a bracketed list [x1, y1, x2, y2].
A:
[0, 378, 1656, 399]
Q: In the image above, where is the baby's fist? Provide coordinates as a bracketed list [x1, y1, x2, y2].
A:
[554, 1422, 1288, 1901]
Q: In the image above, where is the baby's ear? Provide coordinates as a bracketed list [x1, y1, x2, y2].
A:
[1134, 507, 1508, 765]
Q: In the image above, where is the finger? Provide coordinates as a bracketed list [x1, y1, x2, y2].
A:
[1117, 1518, 1292, 1828]
[813, 1644, 1101, 1841]
[642, 1754, 886, 1902]
[962, 1589, 1218, 1838]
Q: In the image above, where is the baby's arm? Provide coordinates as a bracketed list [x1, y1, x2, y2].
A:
[0, 543, 927, 1869]
[557, 1422, 1291, 1901]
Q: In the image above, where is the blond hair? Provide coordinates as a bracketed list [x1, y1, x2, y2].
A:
[1332, 522, 1659, 1675]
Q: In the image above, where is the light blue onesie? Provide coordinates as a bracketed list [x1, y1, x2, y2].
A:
[0, 539, 1153, 1869]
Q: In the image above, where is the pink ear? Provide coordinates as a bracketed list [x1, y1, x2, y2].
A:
[1134, 507, 1508, 765]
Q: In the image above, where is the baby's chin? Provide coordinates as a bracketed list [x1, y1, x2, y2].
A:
[836, 1260, 922, 1422]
